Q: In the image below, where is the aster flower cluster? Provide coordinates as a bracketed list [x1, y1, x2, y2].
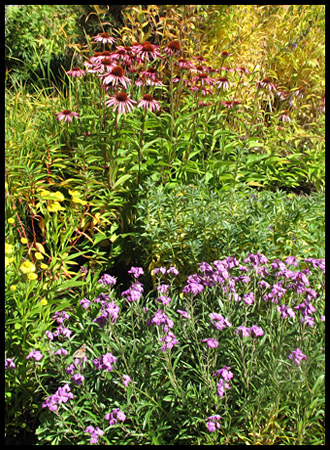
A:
[42, 383, 74, 412]
[121, 266, 145, 302]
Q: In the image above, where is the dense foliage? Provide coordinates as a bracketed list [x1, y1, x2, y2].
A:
[5, 4, 324, 445]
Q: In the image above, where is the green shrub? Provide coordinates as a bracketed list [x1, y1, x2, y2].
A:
[133, 181, 325, 284]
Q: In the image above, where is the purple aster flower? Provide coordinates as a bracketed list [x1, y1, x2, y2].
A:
[98, 274, 117, 286]
[42, 383, 74, 412]
[176, 309, 190, 319]
[205, 414, 221, 432]
[236, 326, 251, 337]
[167, 266, 179, 275]
[105, 408, 126, 426]
[216, 378, 231, 397]
[153, 266, 167, 275]
[80, 298, 92, 309]
[285, 256, 298, 267]
[52, 310, 70, 324]
[65, 364, 76, 375]
[84, 426, 104, 444]
[93, 353, 117, 372]
[202, 338, 219, 348]
[128, 266, 144, 278]
[258, 280, 271, 290]
[159, 331, 179, 351]
[209, 312, 232, 330]
[250, 325, 264, 337]
[121, 281, 144, 302]
[213, 366, 233, 381]
[122, 374, 131, 387]
[26, 349, 43, 361]
[157, 284, 170, 294]
[243, 292, 255, 305]
[45, 330, 54, 340]
[54, 348, 69, 356]
[277, 304, 295, 319]
[157, 295, 172, 305]
[71, 373, 85, 385]
[288, 347, 307, 365]
[5, 357, 16, 370]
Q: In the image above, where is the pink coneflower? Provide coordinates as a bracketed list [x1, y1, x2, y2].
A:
[146, 77, 164, 87]
[66, 67, 86, 78]
[137, 94, 161, 112]
[215, 76, 231, 90]
[111, 47, 133, 64]
[192, 72, 215, 86]
[93, 32, 116, 45]
[220, 51, 233, 58]
[191, 64, 208, 74]
[105, 92, 136, 114]
[99, 57, 115, 72]
[163, 40, 182, 56]
[199, 101, 212, 107]
[235, 66, 250, 74]
[221, 101, 234, 108]
[217, 66, 235, 73]
[176, 58, 194, 70]
[136, 42, 162, 61]
[276, 90, 291, 101]
[89, 51, 113, 65]
[192, 55, 207, 63]
[140, 67, 158, 81]
[256, 77, 277, 92]
[55, 110, 79, 123]
[294, 86, 306, 98]
[278, 110, 291, 123]
[100, 65, 131, 89]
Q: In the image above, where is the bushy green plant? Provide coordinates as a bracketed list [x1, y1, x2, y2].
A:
[133, 181, 325, 284]
[6, 256, 324, 444]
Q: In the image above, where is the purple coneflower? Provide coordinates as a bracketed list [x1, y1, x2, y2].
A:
[93, 32, 116, 45]
[278, 110, 291, 123]
[220, 51, 233, 58]
[176, 58, 194, 70]
[215, 76, 231, 90]
[105, 92, 136, 114]
[136, 41, 162, 61]
[163, 40, 182, 56]
[66, 67, 85, 78]
[235, 66, 250, 74]
[101, 65, 131, 89]
[192, 72, 215, 86]
[140, 67, 158, 81]
[256, 77, 277, 92]
[55, 110, 79, 123]
[294, 86, 306, 98]
[137, 94, 161, 112]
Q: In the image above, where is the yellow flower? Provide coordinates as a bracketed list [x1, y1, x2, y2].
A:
[40, 263, 49, 270]
[5, 243, 14, 255]
[40, 189, 52, 198]
[47, 201, 65, 212]
[40, 298, 48, 306]
[20, 260, 36, 274]
[21, 237, 28, 244]
[53, 191, 65, 202]
[27, 272, 38, 281]
[69, 190, 87, 206]
[35, 242, 46, 254]
[10, 285, 17, 291]
[8, 218, 15, 224]
[5, 256, 14, 268]
[35, 252, 44, 260]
